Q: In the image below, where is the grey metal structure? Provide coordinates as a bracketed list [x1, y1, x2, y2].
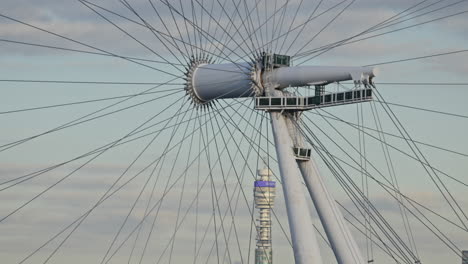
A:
[187, 53, 376, 264]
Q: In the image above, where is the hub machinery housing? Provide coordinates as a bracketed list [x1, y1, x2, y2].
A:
[185, 53, 376, 106]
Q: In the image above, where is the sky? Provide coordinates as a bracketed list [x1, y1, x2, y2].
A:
[1, 0, 468, 263]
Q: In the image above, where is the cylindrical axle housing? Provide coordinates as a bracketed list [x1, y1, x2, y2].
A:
[265, 65, 376, 88]
[187, 60, 376, 104]
[190, 62, 257, 102]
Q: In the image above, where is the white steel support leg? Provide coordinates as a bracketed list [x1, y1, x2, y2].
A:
[270, 112, 323, 264]
[297, 157, 364, 264]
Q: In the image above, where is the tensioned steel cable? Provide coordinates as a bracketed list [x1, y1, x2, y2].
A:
[114, 105, 249, 264]
[147, 0, 193, 64]
[0, 38, 183, 65]
[100, 103, 254, 264]
[306, 8, 468, 63]
[178, 0, 196, 57]
[0, 13, 183, 78]
[357, 103, 374, 261]
[134, 109, 199, 264]
[194, 110, 202, 264]
[150, 106, 198, 264]
[84, 0, 189, 68]
[365, 49, 468, 67]
[0, 76, 183, 152]
[284, 0, 323, 55]
[311, 109, 468, 159]
[208, 110, 246, 263]
[191, 0, 257, 61]
[11, 89, 252, 258]
[334, 147, 464, 257]
[0, 88, 184, 115]
[215, 106, 283, 263]
[206, 111, 240, 264]
[0, 99, 216, 190]
[161, 0, 255, 63]
[293, 0, 466, 61]
[84, 0, 250, 71]
[368, 0, 464, 33]
[241, 0, 263, 58]
[41, 100, 191, 264]
[167, 110, 198, 263]
[293, 0, 445, 58]
[0, 79, 185, 85]
[99, 101, 194, 264]
[373, 89, 468, 228]
[0, 76, 253, 154]
[215, 107, 260, 264]
[277, 0, 304, 53]
[204, 0, 231, 59]
[316, 108, 468, 188]
[375, 100, 468, 119]
[155, 1, 256, 75]
[0, 92, 184, 192]
[297, 119, 418, 263]
[299, 111, 426, 258]
[248, 110, 263, 264]
[374, 82, 468, 85]
[271, 0, 291, 53]
[212, 92, 281, 263]
[0, 91, 180, 153]
[159, 0, 193, 60]
[306, 116, 467, 233]
[134, 91, 254, 264]
[119, 0, 189, 66]
[200, 112, 222, 263]
[212, 0, 257, 59]
[304, 110, 465, 253]
[370, 101, 420, 258]
[295, 6, 468, 64]
[219, 101, 294, 244]
[214, 104, 278, 264]
[254, 0, 265, 51]
[230, 0, 336, 59]
[250, 0, 347, 56]
[15, 98, 247, 264]
[294, 116, 376, 263]
[15, 97, 187, 263]
[203, 0, 217, 56]
[219, 101, 414, 260]
[313, 114, 467, 232]
[291, 0, 356, 58]
[339, 202, 416, 263]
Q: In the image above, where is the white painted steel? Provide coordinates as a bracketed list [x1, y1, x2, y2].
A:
[298, 157, 365, 264]
[270, 111, 323, 264]
[266, 66, 375, 89]
[191, 62, 375, 102]
[191, 62, 255, 101]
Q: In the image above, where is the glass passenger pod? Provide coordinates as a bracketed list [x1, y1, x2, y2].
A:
[293, 147, 311, 161]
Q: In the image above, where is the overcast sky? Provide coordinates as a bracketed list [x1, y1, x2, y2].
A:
[1, 0, 468, 263]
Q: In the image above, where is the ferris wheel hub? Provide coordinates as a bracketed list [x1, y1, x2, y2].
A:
[184, 57, 262, 107]
[184, 53, 377, 108]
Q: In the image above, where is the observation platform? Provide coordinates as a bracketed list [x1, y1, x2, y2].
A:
[255, 88, 373, 111]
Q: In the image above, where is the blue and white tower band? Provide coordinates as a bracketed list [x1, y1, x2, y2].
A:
[254, 167, 276, 264]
